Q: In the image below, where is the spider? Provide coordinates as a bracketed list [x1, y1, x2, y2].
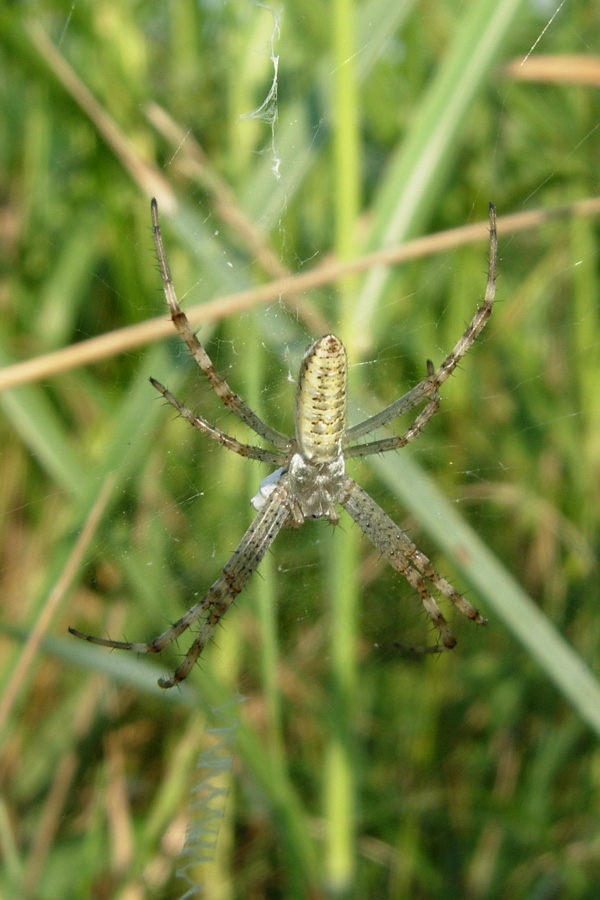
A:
[70, 200, 496, 688]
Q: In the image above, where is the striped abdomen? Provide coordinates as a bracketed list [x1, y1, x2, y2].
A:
[294, 334, 347, 461]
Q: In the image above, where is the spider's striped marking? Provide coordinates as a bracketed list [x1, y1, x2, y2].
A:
[69, 202, 496, 687]
[295, 334, 347, 460]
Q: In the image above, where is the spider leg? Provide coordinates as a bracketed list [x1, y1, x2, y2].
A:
[151, 199, 291, 452]
[344, 363, 439, 459]
[341, 477, 486, 648]
[433, 203, 497, 389]
[344, 204, 497, 444]
[69, 476, 293, 688]
[150, 377, 287, 466]
[344, 375, 437, 445]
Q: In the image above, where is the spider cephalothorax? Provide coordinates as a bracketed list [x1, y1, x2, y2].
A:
[70, 200, 496, 688]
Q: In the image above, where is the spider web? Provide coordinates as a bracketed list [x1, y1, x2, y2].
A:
[24, 2, 600, 898]
[162, 4, 600, 895]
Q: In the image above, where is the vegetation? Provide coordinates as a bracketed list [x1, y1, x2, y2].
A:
[1, 1, 600, 898]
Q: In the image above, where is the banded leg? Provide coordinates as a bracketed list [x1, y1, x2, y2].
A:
[341, 477, 486, 647]
[344, 362, 440, 459]
[151, 199, 290, 451]
[150, 377, 286, 466]
[344, 204, 497, 443]
[70, 477, 293, 688]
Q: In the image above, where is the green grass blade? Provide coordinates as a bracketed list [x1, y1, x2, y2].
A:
[353, 0, 527, 349]
[370, 451, 600, 738]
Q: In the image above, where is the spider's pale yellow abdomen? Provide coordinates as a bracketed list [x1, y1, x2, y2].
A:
[294, 334, 347, 461]
[69, 201, 494, 687]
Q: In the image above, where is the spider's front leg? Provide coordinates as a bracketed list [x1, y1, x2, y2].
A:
[70, 477, 293, 688]
[341, 477, 486, 649]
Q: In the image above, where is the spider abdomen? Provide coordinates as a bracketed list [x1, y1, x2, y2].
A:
[69, 202, 495, 688]
[295, 334, 347, 461]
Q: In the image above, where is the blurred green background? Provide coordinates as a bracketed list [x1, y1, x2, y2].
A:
[2, 1, 600, 898]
